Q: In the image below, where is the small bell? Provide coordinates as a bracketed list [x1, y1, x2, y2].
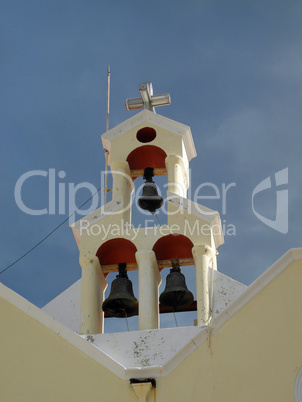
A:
[102, 263, 138, 318]
[159, 258, 194, 311]
[138, 167, 163, 214]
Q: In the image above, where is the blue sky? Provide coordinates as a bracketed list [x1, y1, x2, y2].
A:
[1, 1, 302, 331]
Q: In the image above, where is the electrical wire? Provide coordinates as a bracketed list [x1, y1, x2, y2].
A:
[0, 185, 103, 277]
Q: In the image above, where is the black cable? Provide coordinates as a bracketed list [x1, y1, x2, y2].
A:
[155, 213, 161, 226]
[0, 186, 103, 276]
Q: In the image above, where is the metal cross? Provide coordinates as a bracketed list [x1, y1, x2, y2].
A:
[125, 82, 171, 113]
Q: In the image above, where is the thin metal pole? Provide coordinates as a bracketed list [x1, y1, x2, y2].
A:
[104, 65, 110, 204]
[104, 150, 109, 204]
[106, 65, 110, 132]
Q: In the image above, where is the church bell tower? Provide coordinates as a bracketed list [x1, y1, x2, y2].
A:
[72, 82, 224, 335]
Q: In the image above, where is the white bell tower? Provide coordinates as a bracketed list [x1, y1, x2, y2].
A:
[72, 82, 224, 335]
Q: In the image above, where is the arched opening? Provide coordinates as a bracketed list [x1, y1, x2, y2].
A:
[153, 234, 194, 262]
[96, 238, 137, 267]
[127, 145, 167, 171]
[153, 234, 196, 327]
[97, 238, 139, 332]
[128, 145, 168, 228]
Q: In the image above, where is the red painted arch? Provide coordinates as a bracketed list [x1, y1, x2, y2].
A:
[127, 145, 167, 171]
[96, 238, 137, 266]
[153, 234, 194, 261]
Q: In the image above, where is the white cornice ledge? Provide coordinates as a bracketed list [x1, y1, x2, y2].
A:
[81, 326, 208, 379]
[70, 195, 123, 248]
[167, 191, 224, 248]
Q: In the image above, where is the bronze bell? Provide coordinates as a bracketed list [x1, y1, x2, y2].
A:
[102, 263, 138, 318]
[138, 167, 163, 214]
[159, 258, 194, 310]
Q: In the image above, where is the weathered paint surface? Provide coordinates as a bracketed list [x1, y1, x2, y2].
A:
[82, 326, 206, 371]
[212, 269, 247, 318]
[42, 279, 81, 332]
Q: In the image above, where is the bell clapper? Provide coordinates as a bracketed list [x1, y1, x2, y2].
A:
[172, 309, 178, 328]
[125, 312, 130, 332]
